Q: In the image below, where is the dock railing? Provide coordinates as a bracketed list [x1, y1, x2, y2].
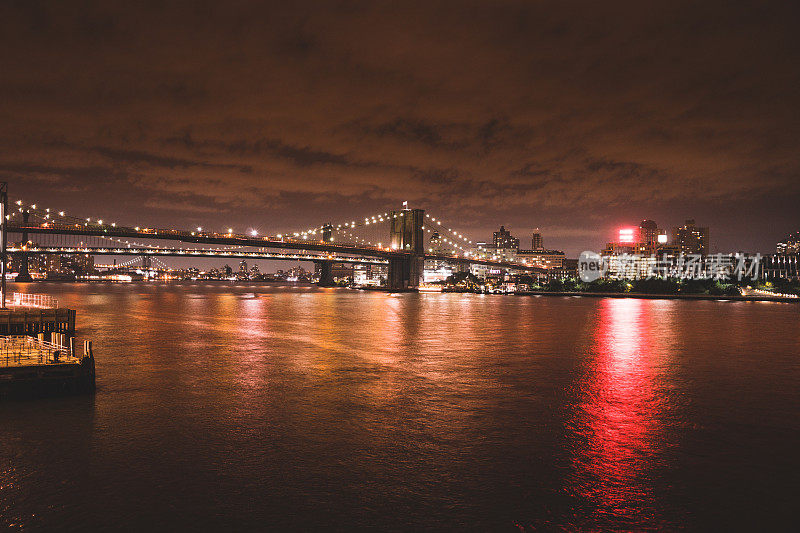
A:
[6, 292, 59, 309]
[0, 334, 77, 367]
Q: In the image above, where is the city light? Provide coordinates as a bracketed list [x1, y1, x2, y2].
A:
[618, 228, 636, 243]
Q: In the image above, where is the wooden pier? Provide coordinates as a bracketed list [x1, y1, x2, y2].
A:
[0, 335, 95, 397]
[0, 307, 76, 338]
[0, 292, 93, 397]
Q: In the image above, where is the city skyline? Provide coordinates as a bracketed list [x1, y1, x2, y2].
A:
[2, 1, 799, 256]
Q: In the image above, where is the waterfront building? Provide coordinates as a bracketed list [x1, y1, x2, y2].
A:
[763, 253, 800, 280]
[353, 264, 386, 286]
[516, 249, 565, 269]
[287, 266, 310, 281]
[313, 263, 356, 283]
[605, 254, 658, 279]
[556, 259, 579, 279]
[422, 265, 453, 283]
[469, 263, 490, 280]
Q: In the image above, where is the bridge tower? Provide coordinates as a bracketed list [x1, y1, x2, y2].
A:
[15, 209, 33, 283]
[387, 208, 425, 290]
[316, 223, 336, 287]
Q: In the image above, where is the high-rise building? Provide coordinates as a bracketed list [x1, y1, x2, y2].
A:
[493, 226, 519, 250]
[639, 220, 658, 245]
[672, 219, 709, 256]
[531, 229, 543, 250]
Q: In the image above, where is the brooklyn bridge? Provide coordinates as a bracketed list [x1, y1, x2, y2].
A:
[2, 192, 546, 290]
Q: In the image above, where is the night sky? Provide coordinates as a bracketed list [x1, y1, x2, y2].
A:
[1, 0, 798, 256]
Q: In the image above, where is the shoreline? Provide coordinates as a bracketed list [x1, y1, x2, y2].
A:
[9, 281, 799, 302]
[515, 290, 799, 303]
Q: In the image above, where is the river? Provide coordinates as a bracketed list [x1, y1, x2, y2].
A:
[1, 283, 798, 530]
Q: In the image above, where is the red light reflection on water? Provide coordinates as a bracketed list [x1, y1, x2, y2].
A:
[569, 298, 667, 525]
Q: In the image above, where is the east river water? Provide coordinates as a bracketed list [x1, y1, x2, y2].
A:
[1, 283, 799, 531]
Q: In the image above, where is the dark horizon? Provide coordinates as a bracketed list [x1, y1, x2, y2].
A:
[2, 1, 799, 256]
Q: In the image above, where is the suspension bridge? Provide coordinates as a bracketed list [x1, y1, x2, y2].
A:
[2, 193, 547, 290]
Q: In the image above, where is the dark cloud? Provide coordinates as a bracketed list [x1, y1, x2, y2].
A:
[0, 0, 798, 255]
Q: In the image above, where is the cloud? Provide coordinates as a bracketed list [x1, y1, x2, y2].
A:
[1, 0, 798, 254]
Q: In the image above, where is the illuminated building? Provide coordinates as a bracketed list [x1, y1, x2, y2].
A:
[470, 263, 490, 279]
[425, 231, 447, 272]
[473, 226, 521, 262]
[601, 227, 656, 279]
[353, 264, 386, 286]
[672, 219, 709, 256]
[422, 265, 453, 283]
[493, 226, 519, 250]
[776, 231, 800, 254]
[601, 228, 641, 256]
[516, 249, 565, 269]
[763, 254, 800, 280]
